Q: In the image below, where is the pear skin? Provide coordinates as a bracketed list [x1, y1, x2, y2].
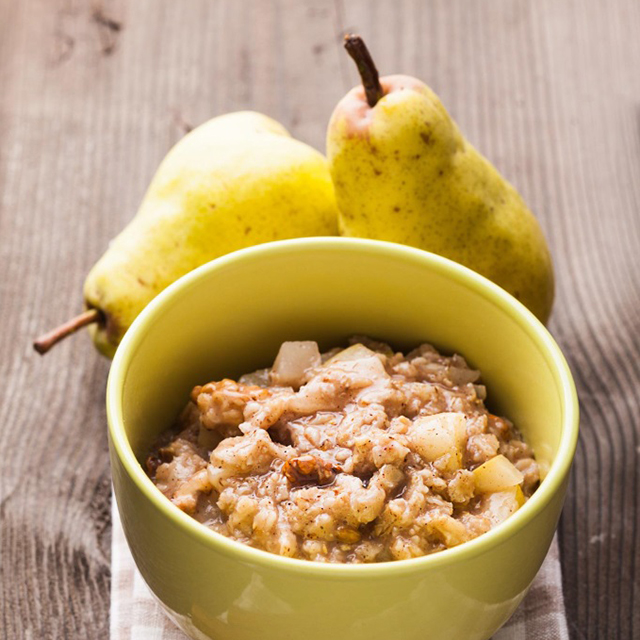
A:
[327, 39, 554, 323]
[78, 111, 338, 357]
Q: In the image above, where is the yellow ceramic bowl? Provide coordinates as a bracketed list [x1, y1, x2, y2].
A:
[107, 238, 578, 640]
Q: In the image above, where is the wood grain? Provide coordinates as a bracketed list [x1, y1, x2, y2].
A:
[1, 1, 639, 638]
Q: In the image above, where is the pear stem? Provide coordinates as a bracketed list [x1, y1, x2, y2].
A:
[33, 308, 102, 355]
[344, 34, 384, 107]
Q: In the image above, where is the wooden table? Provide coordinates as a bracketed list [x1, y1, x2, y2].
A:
[1, 1, 638, 638]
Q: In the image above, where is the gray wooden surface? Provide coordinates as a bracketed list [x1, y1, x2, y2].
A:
[1, 1, 639, 638]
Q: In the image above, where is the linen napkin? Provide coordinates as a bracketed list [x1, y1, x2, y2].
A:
[110, 500, 569, 640]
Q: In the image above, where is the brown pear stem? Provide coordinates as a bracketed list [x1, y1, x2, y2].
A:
[344, 34, 384, 107]
[33, 308, 102, 355]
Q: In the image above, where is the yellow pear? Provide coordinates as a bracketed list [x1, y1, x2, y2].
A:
[327, 36, 554, 322]
[35, 111, 339, 357]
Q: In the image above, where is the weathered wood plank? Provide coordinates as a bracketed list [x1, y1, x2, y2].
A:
[1, 1, 639, 638]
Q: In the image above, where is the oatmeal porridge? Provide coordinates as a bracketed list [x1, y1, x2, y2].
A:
[146, 338, 539, 563]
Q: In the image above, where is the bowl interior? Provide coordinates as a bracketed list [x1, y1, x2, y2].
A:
[116, 239, 570, 484]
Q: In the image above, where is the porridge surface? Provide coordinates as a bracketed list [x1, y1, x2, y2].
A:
[146, 338, 539, 563]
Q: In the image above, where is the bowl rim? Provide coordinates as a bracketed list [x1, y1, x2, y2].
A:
[107, 237, 579, 578]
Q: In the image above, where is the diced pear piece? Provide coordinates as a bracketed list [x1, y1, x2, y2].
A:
[324, 343, 376, 364]
[324, 343, 388, 379]
[473, 455, 524, 493]
[428, 514, 469, 547]
[270, 341, 321, 388]
[410, 413, 467, 466]
[513, 485, 526, 507]
[482, 487, 525, 528]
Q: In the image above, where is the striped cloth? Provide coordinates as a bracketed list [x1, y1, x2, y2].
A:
[110, 500, 569, 640]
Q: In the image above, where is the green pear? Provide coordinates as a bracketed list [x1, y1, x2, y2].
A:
[35, 111, 339, 357]
[327, 36, 554, 322]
